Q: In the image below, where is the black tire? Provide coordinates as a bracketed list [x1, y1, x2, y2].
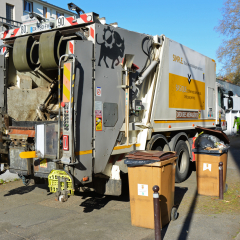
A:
[146, 134, 170, 152]
[175, 140, 190, 183]
[155, 146, 163, 151]
[171, 207, 178, 221]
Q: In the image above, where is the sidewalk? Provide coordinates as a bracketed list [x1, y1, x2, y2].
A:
[0, 137, 239, 240]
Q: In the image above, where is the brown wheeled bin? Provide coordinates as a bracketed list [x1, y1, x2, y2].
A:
[193, 148, 228, 196]
[193, 126, 230, 196]
[125, 151, 177, 229]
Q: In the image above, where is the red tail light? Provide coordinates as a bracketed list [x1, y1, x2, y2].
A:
[63, 135, 69, 151]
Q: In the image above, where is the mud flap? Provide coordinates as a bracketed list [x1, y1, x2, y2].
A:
[94, 178, 122, 196]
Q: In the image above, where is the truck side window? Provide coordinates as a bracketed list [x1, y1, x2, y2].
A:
[218, 88, 224, 109]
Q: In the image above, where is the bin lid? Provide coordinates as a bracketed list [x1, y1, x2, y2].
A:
[193, 147, 229, 155]
[124, 156, 177, 167]
[195, 126, 230, 144]
[125, 150, 177, 161]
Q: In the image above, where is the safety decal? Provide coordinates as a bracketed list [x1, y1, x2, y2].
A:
[203, 163, 211, 172]
[80, 14, 93, 23]
[96, 87, 101, 97]
[138, 184, 148, 197]
[40, 159, 48, 168]
[90, 27, 94, 39]
[198, 110, 201, 119]
[69, 41, 74, 54]
[95, 101, 102, 111]
[208, 108, 213, 118]
[66, 17, 79, 26]
[63, 63, 71, 102]
[96, 115, 102, 131]
[95, 104, 102, 132]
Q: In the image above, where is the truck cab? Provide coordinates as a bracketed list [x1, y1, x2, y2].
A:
[216, 83, 233, 131]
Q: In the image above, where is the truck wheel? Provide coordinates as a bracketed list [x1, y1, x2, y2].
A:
[175, 140, 190, 183]
[155, 146, 163, 151]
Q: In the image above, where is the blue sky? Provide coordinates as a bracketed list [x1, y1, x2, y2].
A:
[50, 0, 225, 74]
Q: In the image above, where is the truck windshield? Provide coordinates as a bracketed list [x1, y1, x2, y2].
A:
[218, 88, 224, 109]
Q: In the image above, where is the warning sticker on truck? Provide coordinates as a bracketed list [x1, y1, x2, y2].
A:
[96, 115, 102, 131]
[169, 40, 205, 110]
[40, 159, 47, 168]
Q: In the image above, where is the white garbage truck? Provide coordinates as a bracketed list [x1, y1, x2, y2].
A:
[0, 5, 233, 198]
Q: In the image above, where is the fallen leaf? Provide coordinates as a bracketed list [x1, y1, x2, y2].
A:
[224, 200, 230, 203]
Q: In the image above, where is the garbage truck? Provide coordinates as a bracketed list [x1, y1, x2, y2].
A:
[0, 6, 233, 198]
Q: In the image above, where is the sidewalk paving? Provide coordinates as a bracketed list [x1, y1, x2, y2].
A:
[0, 136, 239, 240]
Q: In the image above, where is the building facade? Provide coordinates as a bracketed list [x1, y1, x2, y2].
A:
[0, 0, 77, 54]
[0, 0, 76, 31]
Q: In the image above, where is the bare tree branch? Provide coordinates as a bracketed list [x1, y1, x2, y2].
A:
[215, 0, 240, 83]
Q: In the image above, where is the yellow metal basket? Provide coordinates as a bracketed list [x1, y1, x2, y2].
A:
[48, 170, 74, 196]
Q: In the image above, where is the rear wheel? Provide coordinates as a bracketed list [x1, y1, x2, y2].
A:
[155, 146, 163, 151]
[147, 134, 170, 152]
[175, 140, 190, 183]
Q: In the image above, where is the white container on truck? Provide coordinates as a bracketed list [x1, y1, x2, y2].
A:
[0, 7, 233, 198]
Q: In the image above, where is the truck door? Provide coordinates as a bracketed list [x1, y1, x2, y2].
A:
[217, 87, 226, 130]
[71, 40, 94, 184]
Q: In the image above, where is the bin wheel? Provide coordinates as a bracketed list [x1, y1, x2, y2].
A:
[175, 140, 190, 183]
[171, 207, 178, 221]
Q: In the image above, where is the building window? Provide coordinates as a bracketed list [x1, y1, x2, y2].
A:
[50, 9, 53, 18]
[43, 6, 47, 18]
[6, 4, 14, 22]
[24, 0, 33, 12]
[56, 12, 64, 19]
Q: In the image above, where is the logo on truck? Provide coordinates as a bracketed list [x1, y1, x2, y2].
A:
[96, 26, 125, 69]
[169, 42, 206, 110]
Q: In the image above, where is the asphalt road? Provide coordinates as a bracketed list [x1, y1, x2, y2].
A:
[0, 136, 240, 240]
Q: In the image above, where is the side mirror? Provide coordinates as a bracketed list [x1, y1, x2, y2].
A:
[228, 97, 233, 109]
[228, 91, 233, 97]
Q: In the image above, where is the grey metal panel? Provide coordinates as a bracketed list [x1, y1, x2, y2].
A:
[34, 159, 57, 177]
[9, 147, 32, 175]
[103, 102, 118, 127]
[73, 40, 93, 183]
[153, 37, 216, 129]
[0, 55, 4, 108]
[94, 24, 150, 173]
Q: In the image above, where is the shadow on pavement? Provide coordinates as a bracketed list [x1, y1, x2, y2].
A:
[78, 191, 129, 213]
[174, 186, 188, 209]
[177, 189, 198, 240]
[4, 183, 48, 197]
[161, 186, 188, 238]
